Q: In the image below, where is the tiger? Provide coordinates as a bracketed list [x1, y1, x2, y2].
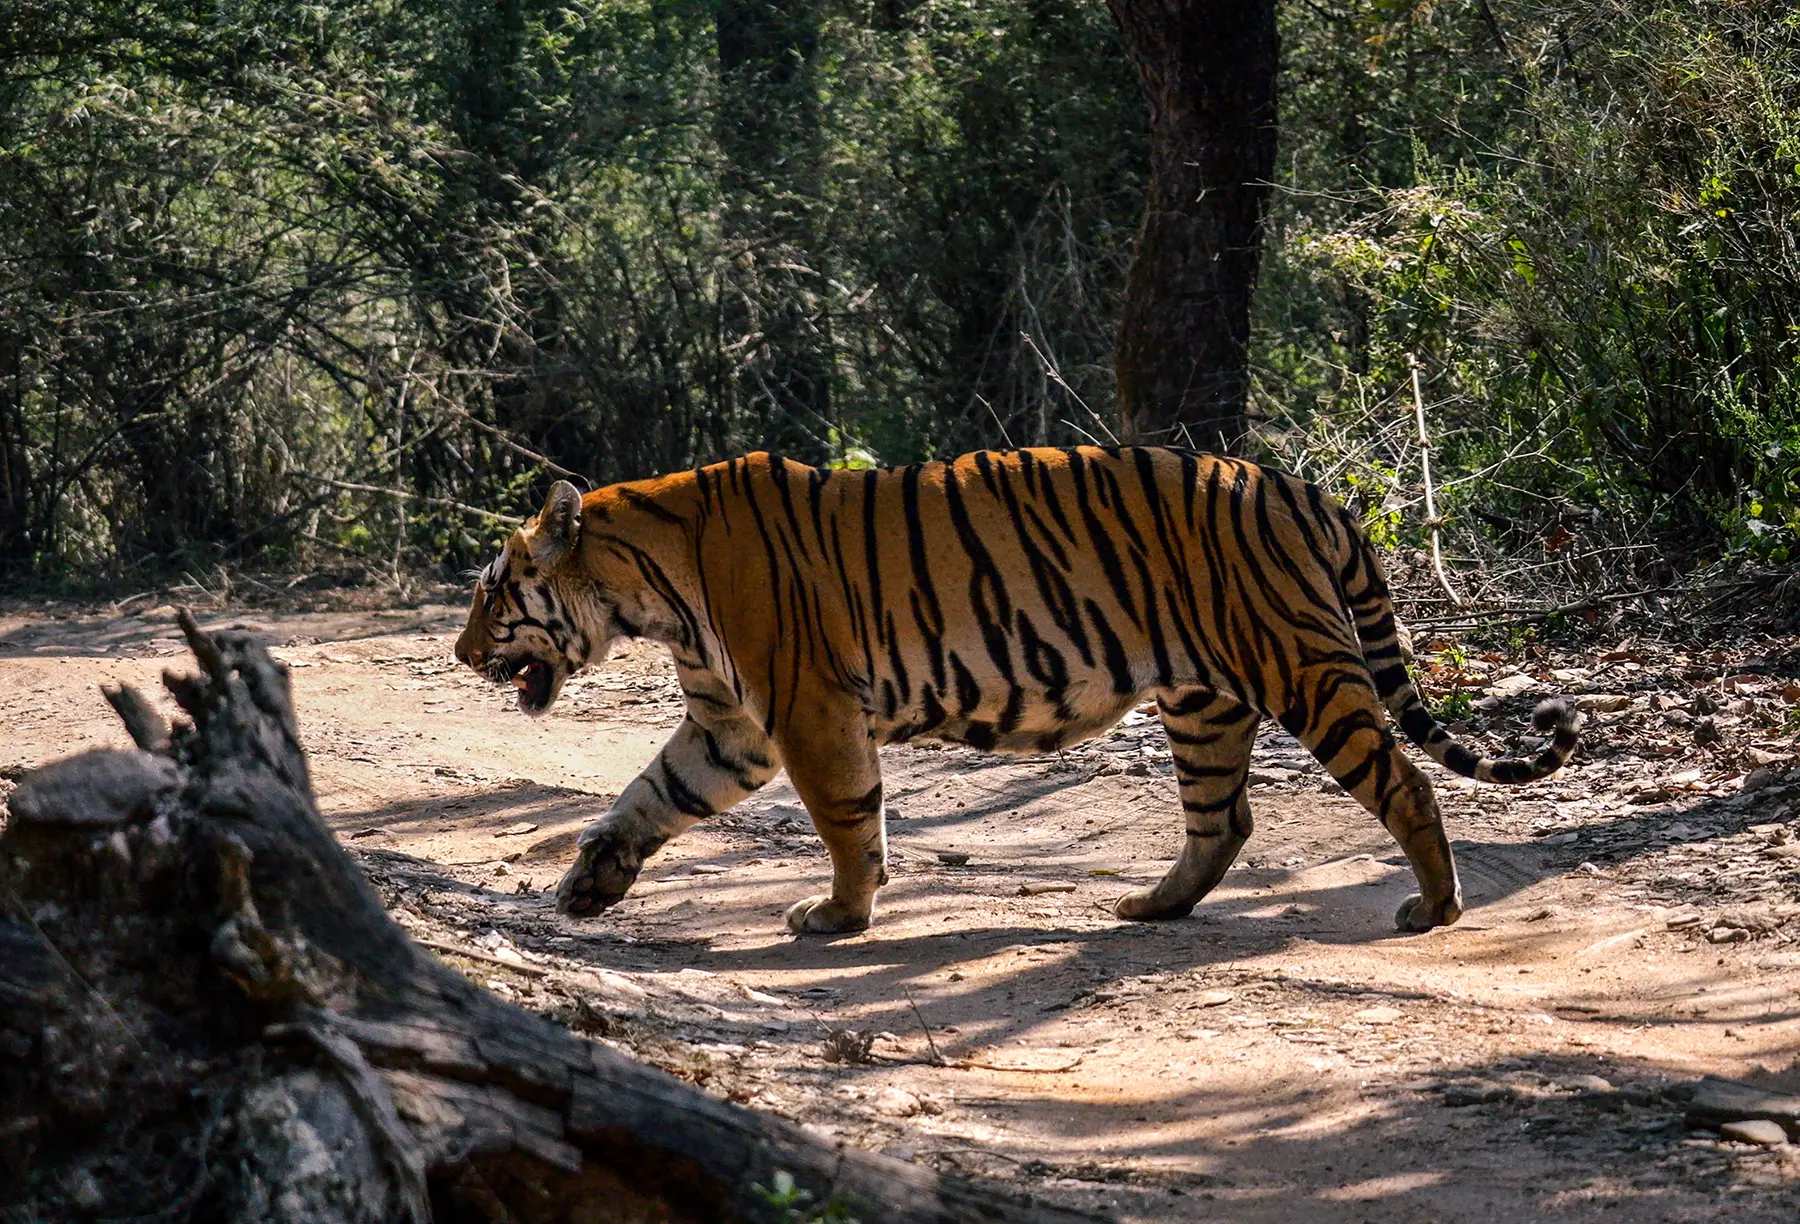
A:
[453, 447, 1579, 936]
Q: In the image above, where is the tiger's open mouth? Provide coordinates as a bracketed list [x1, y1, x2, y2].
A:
[505, 657, 560, 714]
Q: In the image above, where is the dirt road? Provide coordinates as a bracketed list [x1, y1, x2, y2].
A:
[4, 596, 1798, 1221]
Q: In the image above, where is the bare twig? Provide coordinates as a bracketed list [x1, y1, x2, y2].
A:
[440, 406, 592, 487]
[1022, 331, 1118, 445]
[415, 937, 549, 978]
[1408, 354, 1462, 608]
[903, 988, 949, 1068]
[295, 473, 523, 525]
[1406, 585, 1687, 629]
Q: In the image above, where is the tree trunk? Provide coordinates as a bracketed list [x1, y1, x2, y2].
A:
[0, 617, 1101, 1224]
[1105, 0, 1278, 452]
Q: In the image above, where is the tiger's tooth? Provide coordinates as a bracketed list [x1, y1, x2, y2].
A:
[513, 673, 530, 691]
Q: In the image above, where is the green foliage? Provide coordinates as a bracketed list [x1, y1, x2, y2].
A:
[1433, 689, 1475, 724]
[1257, 1, 1800, 556]
[10, 0, 1800, 582]
[0, 0, 1142, 576]
[751, 1170, 862, 1224]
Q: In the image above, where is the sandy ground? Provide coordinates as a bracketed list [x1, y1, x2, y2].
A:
[3, 596, 1799, 1222]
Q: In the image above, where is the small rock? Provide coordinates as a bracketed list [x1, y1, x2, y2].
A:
[68, 1171, 104, 1210]
[576, 969, 647, 1001]
[1685, 1075, 1800, 1137]
[1441, 1079, 1511, 1107]
[688, 864, 732, 875]
[1562, 1074, 1614, 1094]
[1721, 907, 1789, 934]
[1721, 1119, 1790, 1147]
[497, 821, 539, 837]
[1354, 1005, 1403, 1024]
[1194, 990, 1235, 1008]
[1743, 767, 1780, 793]
[1248, 766, 1298, 786]
[934, 850, 971, 866]
[350, 827, 386, 839]
[1706, 927, 1749, 944]
[1694, 717, 1722, 747]
[492, 861, 511, 876]
[873, 1087, 923, 1117]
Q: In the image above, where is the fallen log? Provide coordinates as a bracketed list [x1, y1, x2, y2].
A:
[0, 615, 1104, 1224]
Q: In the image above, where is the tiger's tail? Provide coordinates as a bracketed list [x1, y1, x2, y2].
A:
[1344, 536, 1580, 785]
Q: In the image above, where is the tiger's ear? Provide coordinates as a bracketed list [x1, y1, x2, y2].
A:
[532, 480, 583, 565]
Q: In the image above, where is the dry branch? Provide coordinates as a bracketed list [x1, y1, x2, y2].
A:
[0, 615, 1102, 1224]
[1407, 353, 1463, 608]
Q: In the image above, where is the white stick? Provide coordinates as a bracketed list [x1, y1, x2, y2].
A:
[1408, 353, 1463, 608]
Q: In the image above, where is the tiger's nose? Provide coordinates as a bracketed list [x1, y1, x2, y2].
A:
[455, 638, 482, 669]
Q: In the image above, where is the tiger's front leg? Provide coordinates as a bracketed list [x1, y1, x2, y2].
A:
[777, 695, 886, 935]
[555, 710, 781, 916]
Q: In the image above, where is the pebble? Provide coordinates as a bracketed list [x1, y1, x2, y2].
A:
[1441, 1079, 1511, 1107]
[497, 821, 539, 837]
[873, 1087, 923, 1117]
[1721, 1119, 1790, 1147]
[1194, 990, 1235, 1008]
[1743, 767, 1780, 793]
[1561, 1074, 1614, 1094]
[1707, 926, 1749, 944]
[1353, 1006, 1403, 1024]
[1685, 1075, 1800, 1135]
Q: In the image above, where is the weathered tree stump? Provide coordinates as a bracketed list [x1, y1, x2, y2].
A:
[0, 617, 1105, 1224]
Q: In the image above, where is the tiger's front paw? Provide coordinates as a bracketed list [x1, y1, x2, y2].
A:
[1394, 892, 1463, 933]
[784, 894, 871, 935]
[555, 825, 657, 917]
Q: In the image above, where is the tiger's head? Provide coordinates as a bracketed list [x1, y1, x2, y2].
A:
[455, 480, 613, 716]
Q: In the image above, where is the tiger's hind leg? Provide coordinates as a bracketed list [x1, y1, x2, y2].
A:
[1282, 668, 1461, 932]
[777, 693, 888, 936]
[1114, 691, 1259, 921]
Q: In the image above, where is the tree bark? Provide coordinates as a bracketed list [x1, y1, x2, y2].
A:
[1105, 0, 1278, 452]
[0, 617, 1101, 1224]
